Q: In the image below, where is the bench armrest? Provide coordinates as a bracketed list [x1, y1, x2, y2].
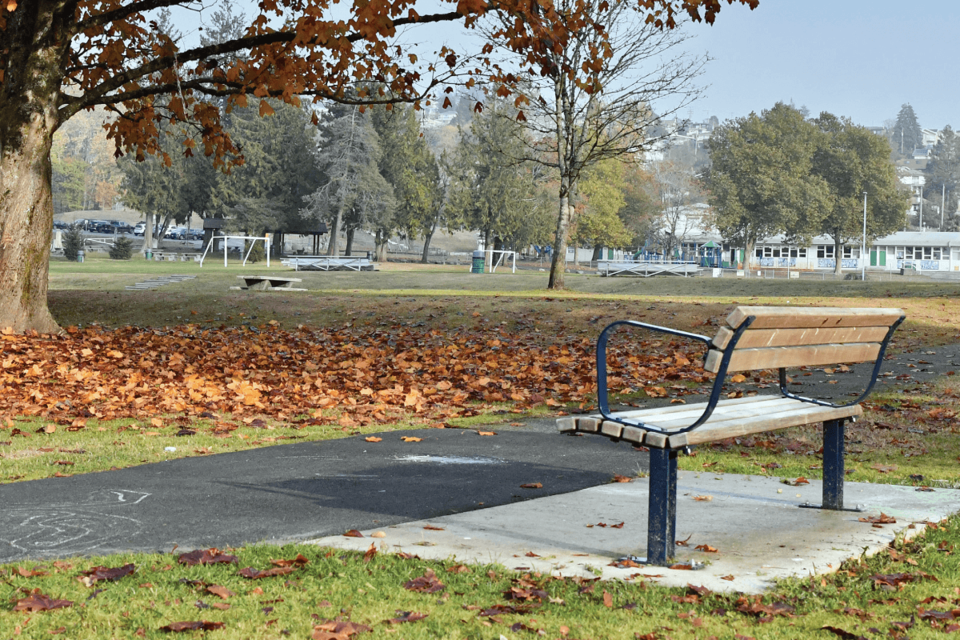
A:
[776, 314, 906, 409]
[597, 320, 715, 434]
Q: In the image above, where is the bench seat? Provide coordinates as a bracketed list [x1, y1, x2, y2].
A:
[558, 395, 862, 448]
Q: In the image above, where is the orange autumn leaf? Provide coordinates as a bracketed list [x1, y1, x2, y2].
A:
[364, 436, 382, 442]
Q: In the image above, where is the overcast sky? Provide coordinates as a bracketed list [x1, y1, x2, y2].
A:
[681, 0, 957, 129]
[174, 0, 957, 130]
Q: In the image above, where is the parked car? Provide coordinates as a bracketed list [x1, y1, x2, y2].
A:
[133, 223, 146, 236]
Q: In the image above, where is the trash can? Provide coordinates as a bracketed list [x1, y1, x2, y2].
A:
[145, 251, 152, 261]
[76, 250, 84, 263]
[471, 250, 485, 274]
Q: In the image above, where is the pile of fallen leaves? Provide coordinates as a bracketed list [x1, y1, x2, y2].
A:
[0, 324, 707, 428]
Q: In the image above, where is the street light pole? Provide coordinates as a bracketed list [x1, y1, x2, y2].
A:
[862, 192, 868, 281]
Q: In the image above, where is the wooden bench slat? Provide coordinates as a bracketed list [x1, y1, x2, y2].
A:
[587, 394, 772, 422]
[704, 342, 881, 373]
[644, 396, 799, 430]
[669, 402, 862, 448]
[726, 306, 903, 330]
[711, 325, 891, 350]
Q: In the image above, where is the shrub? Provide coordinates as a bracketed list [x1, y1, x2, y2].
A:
[110, 236, 134, 260]
[62, 225, 84, 261]
[245, 241, 267, 263]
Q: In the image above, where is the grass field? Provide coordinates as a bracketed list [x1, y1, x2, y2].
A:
[2, 256, 960, 637]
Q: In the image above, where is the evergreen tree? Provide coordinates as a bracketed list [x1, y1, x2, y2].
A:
[211, 100, 320, 236]
[109, 237, 135, 260]
[924, 125, 960, 229]
[893, 103, 923, 156]
[370, 104, 442, 262]
[448, 98, 550, 253]
[62, 226, 84, 262]
[303, 105, 381, 256]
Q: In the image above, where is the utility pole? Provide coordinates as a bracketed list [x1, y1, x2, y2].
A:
[862, 192, 867, 281]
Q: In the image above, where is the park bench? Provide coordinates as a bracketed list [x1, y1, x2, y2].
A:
[281, 256, 376, 271]
[236, 275, 305, 291]
[557, 306, 905, 565]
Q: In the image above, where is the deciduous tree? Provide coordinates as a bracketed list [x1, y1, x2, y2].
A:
[0, 0, 752, 333]
[706, 103, 829, 270]
[811, 112, 906, 275]
[483, 0, 713, 288]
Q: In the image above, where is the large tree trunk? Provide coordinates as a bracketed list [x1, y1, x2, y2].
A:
[0, 2, 70, 334]
[548, 194, 572, 289]
[344, 227, 354, 256]
[142, 212, 154, 254]
[327, 206, 343, 256]
[420, 212, 439, 264]
[374, 229, 389, 262]
[834, 237, 843, 276]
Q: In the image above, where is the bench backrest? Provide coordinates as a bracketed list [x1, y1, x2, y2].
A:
[704, 306, 904, 373]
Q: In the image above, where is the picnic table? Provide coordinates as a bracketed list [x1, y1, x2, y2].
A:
[236, 275, 305, 291]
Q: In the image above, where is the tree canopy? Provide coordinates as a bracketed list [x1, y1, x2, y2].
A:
[707, 103, 906, 271]
[707, 103, 829, 260]
[0, 0, 756, 333]
[811, 112, 906, 274]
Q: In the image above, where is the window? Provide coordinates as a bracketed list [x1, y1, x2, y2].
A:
[842, 246, 860, 259]
[896, 247, 905, 259]
[755, 247, 763, 258]
[817, 245, 835, 258]
[933, 248, 942, 260]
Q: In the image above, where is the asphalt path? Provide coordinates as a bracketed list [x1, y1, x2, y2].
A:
[3, 342, 958, 564]
[0, 426, 643, 564]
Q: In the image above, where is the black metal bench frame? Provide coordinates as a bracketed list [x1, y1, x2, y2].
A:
[587, 312, 905, 565]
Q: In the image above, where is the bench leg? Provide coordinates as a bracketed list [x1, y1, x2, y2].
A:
[822, 418, 845, 510]
[647, 448, 678, 565]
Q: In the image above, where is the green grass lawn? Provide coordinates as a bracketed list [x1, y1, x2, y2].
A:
[2, 258, 959, 637]
[3, 517, 960, 639]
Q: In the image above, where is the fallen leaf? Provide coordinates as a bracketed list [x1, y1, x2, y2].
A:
[403, 569, 445, 593]
[859, 513, 897, 525]
[694, 544, 718, 553]
[206, 585, 234, 599]
[238, 566, 296, 579]
[177, 549, 238, 566]
[364, 436, 382, 442]
[401, 436, 422, 442]
[13, 593, 73, 612]
[520, 482, 542, 489]
[477, 431, 496, 436]
[270, 554, 309, 567]
[386, 611, 428, 624]
[79, 563, 136, 585]
[343, 529, 364, 538]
